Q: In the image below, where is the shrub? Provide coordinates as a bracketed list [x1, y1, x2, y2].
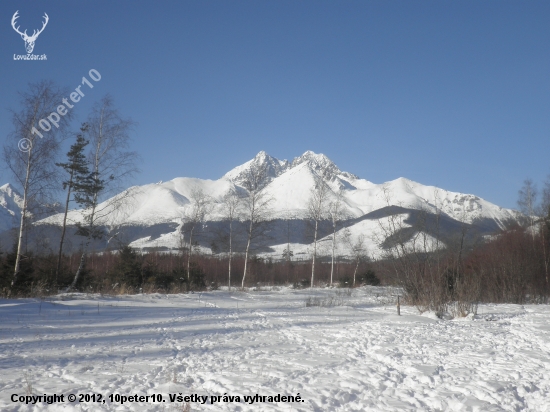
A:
[154, 271, 177, 290]
[360, 270, 381, 286]
[187, 262, 206, 291]
[293, 278, 310, 289]
[305, 296, 341, 307]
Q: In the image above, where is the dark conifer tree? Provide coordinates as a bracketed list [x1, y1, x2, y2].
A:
[68, 159, 106, 290]
[55, 125, 90, 284]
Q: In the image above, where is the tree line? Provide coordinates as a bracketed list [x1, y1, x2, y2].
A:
[1, 82, 549, 310]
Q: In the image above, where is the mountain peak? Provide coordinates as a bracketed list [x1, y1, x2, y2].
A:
[0, 183, 24, 232]
[223, 150, 359, 186]
[223, 151, 290, 183]
[0, 183, 23, 202]
[292, 151, 358, 181]
[255, 150, 269, 158]
[1, 183, 16, 193]
[292, 151, 333, 167]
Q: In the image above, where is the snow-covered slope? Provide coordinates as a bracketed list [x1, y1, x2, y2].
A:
[4, 151, 522, 255]
[44, 178, 239, 228]
[343, 176, 520, 225]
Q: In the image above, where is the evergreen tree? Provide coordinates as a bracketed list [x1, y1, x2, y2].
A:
[1, 244, 34, 295]
[113, 245, 142, 288]
[68, 162, 107, 290]
[55, 125, 90, 284]
[187, 262, 206, 290]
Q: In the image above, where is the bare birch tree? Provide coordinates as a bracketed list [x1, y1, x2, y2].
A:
[542, 176, 550, 217]
[343, 230, 367, 287]
[282, 213, 295, 282]
[306, 174, 330, 288]
[3, 81, 72, 291]
[69, 95, 138, 290]
[328, 189, 344, 286]
[240, 163, 272, 289]
[541, 177, 550, 288]
[518, 179, 538, 245]
[222, 188, 241, 290]
[181, 187, 211, 282]
[518, 177, 550, 289]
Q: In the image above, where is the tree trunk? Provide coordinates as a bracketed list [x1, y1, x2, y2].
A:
[187, 226, 195, 281]
[56, 173, 74, 284]
[287, 219, 291, 282]
[311, 220, 318, 288]
[228, 219, 232, 290]
[11, 151, 32, 290]
[69, 250, 86, 291]
[540, 225, 549, 289]
[68, 202, 96, 291]
[242, 220, 253, 289]
[353, 258, 359, 288]
[330, 222, 336, 287]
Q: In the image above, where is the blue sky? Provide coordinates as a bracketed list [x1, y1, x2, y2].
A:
[1, 0, 549, 209]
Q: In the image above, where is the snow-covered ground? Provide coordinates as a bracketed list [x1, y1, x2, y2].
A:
[1, 287, 549, 411]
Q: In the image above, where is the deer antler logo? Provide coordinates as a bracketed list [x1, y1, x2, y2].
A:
[11, 11, 49, 54]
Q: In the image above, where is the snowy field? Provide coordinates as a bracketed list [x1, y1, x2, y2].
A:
[1, 287, 549, 411]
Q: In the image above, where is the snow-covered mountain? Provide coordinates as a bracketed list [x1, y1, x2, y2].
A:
[225, 150, 519, 226]
[1, 151, 522, 257]
[0, 184, 23, 233]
